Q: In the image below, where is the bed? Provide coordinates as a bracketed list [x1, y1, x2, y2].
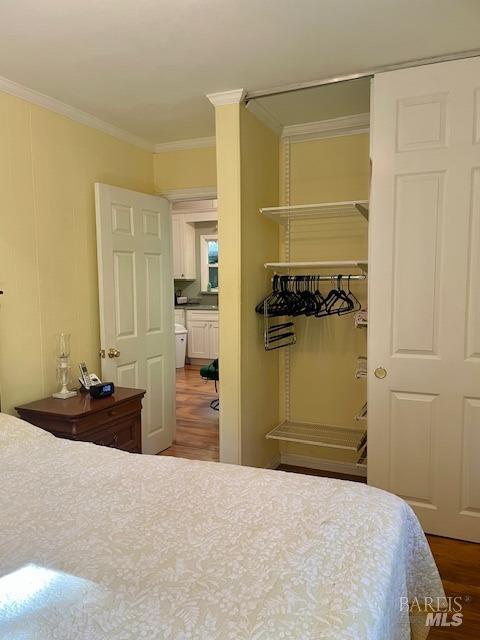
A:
[0, 413, 445, 639]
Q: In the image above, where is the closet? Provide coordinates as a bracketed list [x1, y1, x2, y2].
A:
[250, 55, 480, 543]
[256, 202, 369, 471]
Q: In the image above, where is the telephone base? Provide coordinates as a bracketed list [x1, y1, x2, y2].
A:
[52, 390, 77, 399]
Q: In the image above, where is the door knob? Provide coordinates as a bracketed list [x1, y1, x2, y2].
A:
[374, 366, 387, 379]
[108, 348, 121, 358]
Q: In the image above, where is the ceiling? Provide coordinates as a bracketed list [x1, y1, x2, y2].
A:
[0, 0, 479, 145]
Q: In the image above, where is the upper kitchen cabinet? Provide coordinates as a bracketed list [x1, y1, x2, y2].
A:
[172, 214, 195, 279]
[171, 199, 218, 281]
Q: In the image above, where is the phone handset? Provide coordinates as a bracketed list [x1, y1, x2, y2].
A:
[78, 362, 102, 390]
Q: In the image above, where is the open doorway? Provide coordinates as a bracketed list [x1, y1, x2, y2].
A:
[160, 197, 219, 461]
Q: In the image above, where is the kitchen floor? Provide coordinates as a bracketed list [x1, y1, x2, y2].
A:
[159, 364, 219, 461]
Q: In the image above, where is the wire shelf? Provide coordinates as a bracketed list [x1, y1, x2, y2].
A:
[260, 200, 369, 225]
[266, 420, 366, 451]
[355, 402, 368, 422]
[357, 446, 368, 468]
[264, 260, 368, 271]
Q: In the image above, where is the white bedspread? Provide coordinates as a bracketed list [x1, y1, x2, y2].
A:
[0, 413, 444, 639]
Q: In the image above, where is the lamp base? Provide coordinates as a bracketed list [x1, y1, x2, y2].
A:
[52, 390, 77, 399]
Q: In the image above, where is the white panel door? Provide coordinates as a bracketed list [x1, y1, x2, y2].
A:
[369, 57, 480, 542]
[95, 183, 175, 454]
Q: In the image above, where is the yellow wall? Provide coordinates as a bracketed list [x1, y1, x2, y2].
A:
[153, 146, 216, 193]
[239, 107, 280, 468]
[289, 134, 370, 204]
[280, 134, 370, 463]
[214, 102, 279, 467]
[0, 91, 155, 414]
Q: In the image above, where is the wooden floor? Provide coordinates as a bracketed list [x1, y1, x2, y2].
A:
[159, 364, 219, 461]
[160, 366, 479, 637]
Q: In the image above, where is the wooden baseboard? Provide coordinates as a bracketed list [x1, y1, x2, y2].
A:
[280, 453, 367, 477]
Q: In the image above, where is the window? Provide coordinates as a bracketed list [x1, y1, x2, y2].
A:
[200, 234, 218, 292]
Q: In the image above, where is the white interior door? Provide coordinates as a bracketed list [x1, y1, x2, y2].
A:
[369, 57, 480, 542]
[95, 183, 175, 454]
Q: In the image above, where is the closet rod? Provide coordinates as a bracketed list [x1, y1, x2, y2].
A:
[245, 48, 480, 101]
[272, 274, 366, 281]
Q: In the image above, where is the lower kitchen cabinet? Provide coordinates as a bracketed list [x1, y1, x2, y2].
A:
[186, 311, 218, 359]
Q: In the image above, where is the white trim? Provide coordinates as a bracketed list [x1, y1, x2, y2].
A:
[160, 186, 217, 202]
[246, 100, 283, 135]
[207, 89, 246, 107]
[200, 233, 218, 293]
[0, 74, 155, 151]
[282, 113, 370, 142]
[174, 210, 218, 223]
[154, 136, 216, 152]
[280, 452, 367, 477]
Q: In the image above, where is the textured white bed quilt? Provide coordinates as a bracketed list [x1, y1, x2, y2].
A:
[0, 413, 444, 640]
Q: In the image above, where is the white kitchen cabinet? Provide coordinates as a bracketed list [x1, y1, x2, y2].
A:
[172, 214, 195, 280]
[186, 311, 218, 359]
[187, 320, 210, 358]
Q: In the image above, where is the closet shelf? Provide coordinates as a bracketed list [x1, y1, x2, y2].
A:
[264, 260, 368, 271]
[266, 420, 366, 451]
[260, 200, 369, 225]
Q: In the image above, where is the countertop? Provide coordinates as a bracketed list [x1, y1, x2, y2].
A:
[175, 305, 218, 311]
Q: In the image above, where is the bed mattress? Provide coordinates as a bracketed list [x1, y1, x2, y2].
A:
[0, 413, 444, 639]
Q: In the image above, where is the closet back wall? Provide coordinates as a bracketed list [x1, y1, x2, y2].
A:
[280, 133, 370, 464]
[0, 91, 155, 414]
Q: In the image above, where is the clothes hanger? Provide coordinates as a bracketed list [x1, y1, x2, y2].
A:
[337, 275, 361, 315]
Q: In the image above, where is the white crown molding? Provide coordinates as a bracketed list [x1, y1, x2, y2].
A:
[280, 453, 367, 477]
[245, 99, 283, 136]
[206, 88, 246, 107]
[159, 186, 217, 202]
[0, 74, 155, 152]
[154, 136, 216, 153]
[282, 112, 370, 142]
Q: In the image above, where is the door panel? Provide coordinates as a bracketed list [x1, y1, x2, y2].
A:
[145, 253, 163, 334]
[466, 169, 480, 360]
[392, 173, 443, 355]
[389, 391, 437, 505]
[117, 361, 139, 389]
[369, 57, 480, 542]
[462, 398, 480, 515]
[113, 251, 137, 338]
[95, 183, 175, 454]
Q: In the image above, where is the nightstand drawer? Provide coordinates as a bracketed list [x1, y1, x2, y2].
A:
[92, 416, 141, 452]
[72, 398, 141, 435]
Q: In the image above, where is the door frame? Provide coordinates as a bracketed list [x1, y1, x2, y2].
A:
[161, 187, 225, 462]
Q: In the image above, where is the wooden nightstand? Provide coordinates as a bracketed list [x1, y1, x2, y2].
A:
[16, 387, 146, 453]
